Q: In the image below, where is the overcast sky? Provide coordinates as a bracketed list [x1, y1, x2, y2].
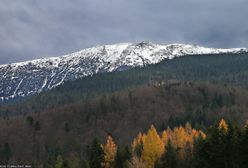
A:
[0, 0, 247, 64]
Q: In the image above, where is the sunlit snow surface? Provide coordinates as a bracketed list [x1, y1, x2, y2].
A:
[0, 42, 247, 102]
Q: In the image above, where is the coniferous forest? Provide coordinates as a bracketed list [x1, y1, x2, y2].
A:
[1, 54, 248, 167]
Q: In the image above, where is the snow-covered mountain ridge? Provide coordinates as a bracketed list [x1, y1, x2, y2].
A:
[0, 42, 247, 102]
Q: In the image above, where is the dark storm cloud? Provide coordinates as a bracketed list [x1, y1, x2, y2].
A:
[0, 0, 247, 64]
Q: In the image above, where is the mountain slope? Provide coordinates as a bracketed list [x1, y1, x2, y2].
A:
[0, 82, 248, 164]
[2, 52, 248, 116]
[0, 42, 247, 102]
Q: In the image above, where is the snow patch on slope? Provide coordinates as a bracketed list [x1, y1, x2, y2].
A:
[0, 42, 247, 102]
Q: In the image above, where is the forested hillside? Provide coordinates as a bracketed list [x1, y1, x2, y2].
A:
[2, 52, 248, 116]
[1, 82, 248, 166]
[1, 53, 248, 167]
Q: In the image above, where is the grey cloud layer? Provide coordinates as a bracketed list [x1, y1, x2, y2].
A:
[0, 0, 247, 64]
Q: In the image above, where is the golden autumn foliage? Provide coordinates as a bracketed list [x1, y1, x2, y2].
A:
[199, 130, 207, 139]
[218, 118, 228, 133]
[132, 132, 146, 153]
[168, 123, 205, 159]
[141, 125, 164, 168]
[171, 126, 187, 150]
[102, 136, 117, 168]
[161, 127, 171, 146]
[131, 123, 206, 167]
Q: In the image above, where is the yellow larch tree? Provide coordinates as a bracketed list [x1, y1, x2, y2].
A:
[141, 125, 164, 168]
[168, 123, 206, 159]
[198, 130, 207, 139]
[132, 132, 146, 152]
[171, 126, 186, 149]
[161, 130, 170, 146]
[170, 126, 187, 159]
[161, 127, 172, 146]
[102, 136, 117, 168]
[218, 118, 228, 134]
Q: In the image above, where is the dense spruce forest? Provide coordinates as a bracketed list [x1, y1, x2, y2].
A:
[1, 53, 248, 167]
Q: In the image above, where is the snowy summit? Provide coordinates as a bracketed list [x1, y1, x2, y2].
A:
[0, 42, 247, 102]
